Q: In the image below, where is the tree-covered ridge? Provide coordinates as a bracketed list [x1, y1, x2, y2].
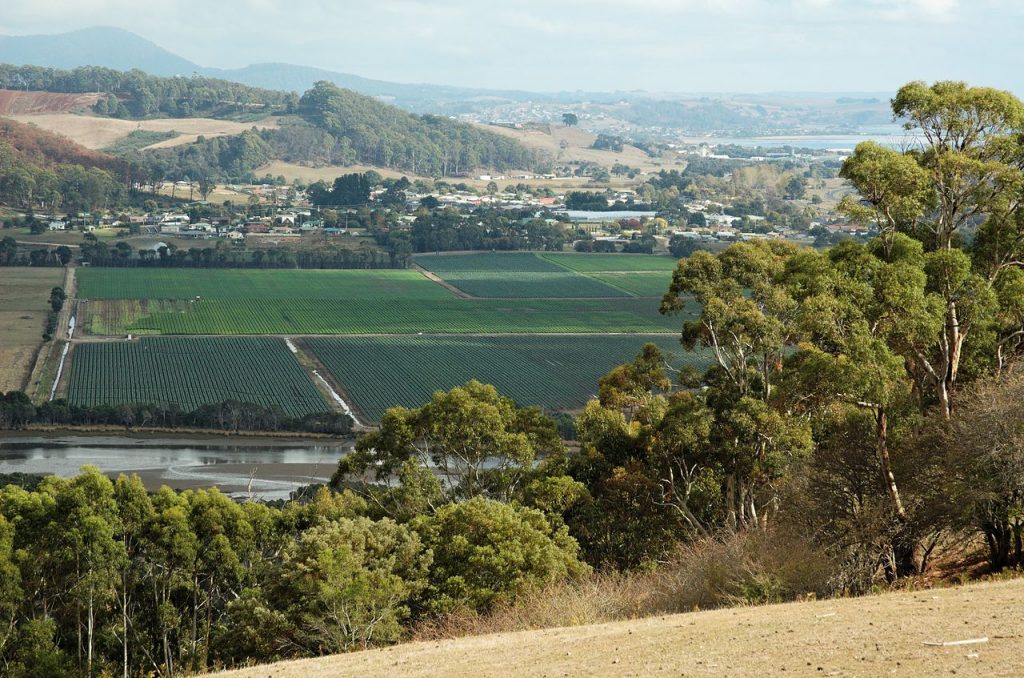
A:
[295, 81, 540, 176]
[0, 118, 127, 212]
[0, 63, 297, 119]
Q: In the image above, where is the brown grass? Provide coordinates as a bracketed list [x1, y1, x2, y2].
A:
[479, 123, 673, 174]
[206, 577, 1024, 677]
[7, 113, 279, 150]
[0, 267, 65, 392]
[0, 89, 101, 115]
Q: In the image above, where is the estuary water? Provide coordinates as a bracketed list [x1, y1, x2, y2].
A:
[0, 433, 353, 501]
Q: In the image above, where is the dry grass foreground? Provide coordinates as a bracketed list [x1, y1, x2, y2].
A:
[7, 113, 279, 150]
[207, 578, 1024, 678]
[0, 267, 65, 393]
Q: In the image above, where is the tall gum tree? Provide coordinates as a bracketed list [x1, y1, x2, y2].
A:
[842, 81, 1024, 417]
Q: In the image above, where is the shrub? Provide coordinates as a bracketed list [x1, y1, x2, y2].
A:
[415, 497, 589, 614]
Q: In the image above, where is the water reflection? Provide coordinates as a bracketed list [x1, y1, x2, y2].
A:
[0, 434, 353, 501]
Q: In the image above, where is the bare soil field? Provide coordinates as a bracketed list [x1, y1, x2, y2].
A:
[208, 578, 1024, 678]
[0, 89, 101, 115]
[0, 267, 65, 393]
[7, 113, 279, 150]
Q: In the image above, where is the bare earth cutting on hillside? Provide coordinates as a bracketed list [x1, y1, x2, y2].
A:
[209, 578, 1024, 678]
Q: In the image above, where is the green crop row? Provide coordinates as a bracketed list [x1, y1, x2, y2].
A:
[67, 337, 329, 417]
[84, 297, 690, 336]
[76, 268, 452, 301]
[304, 334, 704, 422]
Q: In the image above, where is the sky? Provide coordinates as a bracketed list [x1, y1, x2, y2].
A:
[0, 0, 1020, 93]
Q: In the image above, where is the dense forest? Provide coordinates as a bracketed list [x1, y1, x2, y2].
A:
[0, 64, 296, 119]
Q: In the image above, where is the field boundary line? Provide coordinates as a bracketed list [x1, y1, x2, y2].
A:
[412, 264, 475, 299]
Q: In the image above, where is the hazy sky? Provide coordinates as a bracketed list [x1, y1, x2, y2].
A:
[0, 0, 1019, 93]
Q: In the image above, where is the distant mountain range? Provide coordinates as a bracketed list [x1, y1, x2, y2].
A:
[0, 27, 894, 133]
[0, 27, 598, 112]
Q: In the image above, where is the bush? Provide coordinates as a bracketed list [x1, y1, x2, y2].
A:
[415, 497, 589, 614]
[271, 517, 431, 654]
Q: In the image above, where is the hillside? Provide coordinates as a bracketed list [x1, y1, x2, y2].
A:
[0, 89, 100, 115]
[482, 122, 668, 173]
[0, 116, 125, 172]
[0, 117, 128, 211]
[209, 579, 1024, 677]
[0, 65, 541, 178]
[6, 112, 279, 150]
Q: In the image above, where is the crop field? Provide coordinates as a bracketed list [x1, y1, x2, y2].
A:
[588, 271, 674, 298]
[414, 252, 629, 298]
[414, 253, 562, 273]
[427, 271, 629, 298]
[67, 337, 328, 417]
[84, 297, 685, 335]
[77, 268, 449, 301]
[304, 335, 701, 421]
[540, 253, 680, 272]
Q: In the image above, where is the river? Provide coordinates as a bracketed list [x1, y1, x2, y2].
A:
[0, 433, 353, 501]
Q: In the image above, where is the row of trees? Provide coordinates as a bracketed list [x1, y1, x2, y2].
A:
[77, 240, 406, 270]
[404, 208, 572, 253]
[0, 237, 72, 268]
[0, 392, 352, 435]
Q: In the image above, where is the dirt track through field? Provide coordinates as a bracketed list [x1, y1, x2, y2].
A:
[207, 578, 1024, 678]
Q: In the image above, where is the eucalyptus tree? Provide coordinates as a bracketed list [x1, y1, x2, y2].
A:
[840, 81, 1024, 417]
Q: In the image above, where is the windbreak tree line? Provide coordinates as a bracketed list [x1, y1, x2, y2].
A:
[0, 392, 353, 435]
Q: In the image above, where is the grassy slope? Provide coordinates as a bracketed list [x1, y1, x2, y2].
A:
[8, 113, 280, 151]
[209, 578, 1024, 678]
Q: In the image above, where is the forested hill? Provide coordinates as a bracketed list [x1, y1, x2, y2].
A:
[138, 83, 541, 180]
[0, 117, 126, 173]
[0, 118, 127, 212]
[0, 64, 297, 119]
[292, 81, 539, 176]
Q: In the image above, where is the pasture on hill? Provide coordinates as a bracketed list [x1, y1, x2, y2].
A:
[67, 337, 329, 417]
[304, 335, 694, 421]
[6, 112, 280, 150]
[206, 578, 1024, 678]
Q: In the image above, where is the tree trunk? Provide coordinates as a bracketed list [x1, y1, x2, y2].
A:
[875, 408, 907, 521]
